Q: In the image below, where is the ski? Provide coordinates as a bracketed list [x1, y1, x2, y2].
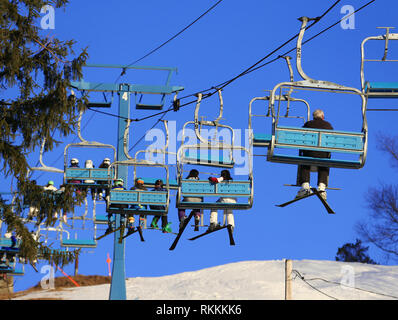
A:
[310, 188, 335, 214]
[95, 226, 123, 241]
[276, 190, 317, 207]
[137, 226, 145, 242]
[118, 224, 126, 244]
[120, 226, 145, 242]
[188, 225, 228, 241]
[227, 225, 235, 246]
[147, 227, 178, 235]
[30, 262, 39, 273]
[169, 211, 194, 251]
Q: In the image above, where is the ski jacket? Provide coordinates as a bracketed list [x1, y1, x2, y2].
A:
[301, 118, 334, 159]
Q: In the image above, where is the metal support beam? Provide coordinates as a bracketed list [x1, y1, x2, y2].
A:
[109, 85, 130, 300]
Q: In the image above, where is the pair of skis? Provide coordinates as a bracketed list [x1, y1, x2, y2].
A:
[169, 212, 235, 251]
[95, 225, 144, 242]
[276, 187, 335, 214]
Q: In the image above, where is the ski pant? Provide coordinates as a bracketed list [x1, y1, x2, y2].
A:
[297, 165, 329, 186]
[178, 209, 201, 221]
[209, 198, 236, 227]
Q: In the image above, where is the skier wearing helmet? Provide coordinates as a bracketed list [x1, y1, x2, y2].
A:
[97, 157, 111, 201]
[67, 158, 82, 193]
[104, 177, 127, 235]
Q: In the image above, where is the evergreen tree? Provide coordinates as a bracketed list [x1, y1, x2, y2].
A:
[0, 0, 89, 266]
[335, 239, 377, 264]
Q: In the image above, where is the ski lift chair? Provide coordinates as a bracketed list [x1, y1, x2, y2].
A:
[267, 17, 367, 170]
[106, 160, 170, 216]
[361, 27, 398, 99]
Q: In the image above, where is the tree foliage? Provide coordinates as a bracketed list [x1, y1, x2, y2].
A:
[0, 0, 89, 266]
[356, 133, 398, 261]
[335, 239, 377, 264]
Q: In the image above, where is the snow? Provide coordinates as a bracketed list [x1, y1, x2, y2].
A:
[13, 260, 398, 300]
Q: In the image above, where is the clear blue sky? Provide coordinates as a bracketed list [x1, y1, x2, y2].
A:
[4, 0, 398, 292]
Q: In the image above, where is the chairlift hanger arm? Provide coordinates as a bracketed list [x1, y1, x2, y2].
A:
[28, 138, 64, 174]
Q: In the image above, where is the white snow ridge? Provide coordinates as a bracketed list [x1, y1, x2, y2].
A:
[12, 260, 398, 300]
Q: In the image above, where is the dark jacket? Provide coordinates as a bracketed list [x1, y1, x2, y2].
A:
[300, 118, 334, 159]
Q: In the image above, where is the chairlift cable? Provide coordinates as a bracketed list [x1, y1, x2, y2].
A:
[114, 0, 224, 83]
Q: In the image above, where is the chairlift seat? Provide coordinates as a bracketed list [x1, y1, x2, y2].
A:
[10, 269, 24, 276]
[177, 179, 252, 210]
[0, 246, 19, 254]
[136, 103, 164, 110]
[87, 102, 112, 108]
[364, 81, 398, 98]
[268, 126, 365, 169]
[107, 189, 168, 215]
[253, 133, 272, 147]
[94, 214, 109, 224]
[61, 239, 97, 248]
[0, 264, 14, 273]
[65, 168, 113, 186]
[0, 238, 20, 248]
[183, 152, 235, 168]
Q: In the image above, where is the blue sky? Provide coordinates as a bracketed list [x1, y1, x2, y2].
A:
[3, 0, 398, 293]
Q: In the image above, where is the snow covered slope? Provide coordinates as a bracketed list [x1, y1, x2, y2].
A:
[13, 260, 398, 300]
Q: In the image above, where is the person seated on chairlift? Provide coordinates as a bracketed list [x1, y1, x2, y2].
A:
[125, 215, 136, 236]
[295, 109, 333, 201]
[67, 158, 83, 195]
[104, 178, 126, 235]
[97, 157, 111, 201]
[43, 180, 63, 222]
[83, 159, 96, 200]
[149, 179, 172, 233]
[130, 178, 148, 227]
[208, 169, 237, 233]
[178, 169, 203, 231]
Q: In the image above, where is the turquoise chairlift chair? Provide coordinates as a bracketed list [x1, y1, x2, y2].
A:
[266, 17, 368, 170]
[106, 160, 170, 216]
[133, 120, 179, 190]
[180, 90, 236, 168]
[106, 117, 171, 216]
[361, 27, 398, 99]
[249, 56, 310, 148]
[63, 110, 117, 189]
[176, 89, 254, 211]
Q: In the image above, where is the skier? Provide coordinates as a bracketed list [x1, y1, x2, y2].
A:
[104, 178, 126, 235]
[208, 169, 237, 232]
[67, 158, 83, 195]
[130, 178, 148, 228]
[295, 109, 334, 201]
[149, 179, 172, 233]
[124, 215, 136, 237]
[83, 159, 96, 200]
[43, 181, 68, 223]
[178, 169, 203, 231]
[97, 157, 111, 201]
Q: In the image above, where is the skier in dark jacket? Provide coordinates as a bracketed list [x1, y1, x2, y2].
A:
[296, 109, 333, 200]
